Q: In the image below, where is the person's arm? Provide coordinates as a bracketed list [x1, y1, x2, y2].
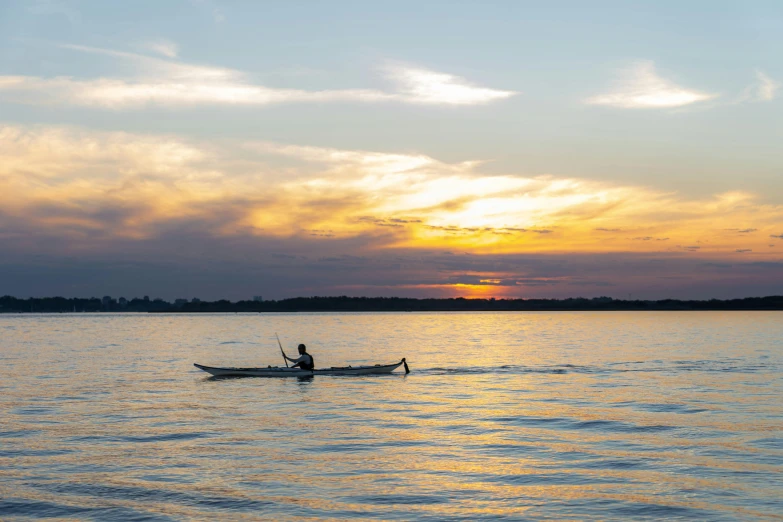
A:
[292, 354, 313, 369]
[288, 354, 306, 366]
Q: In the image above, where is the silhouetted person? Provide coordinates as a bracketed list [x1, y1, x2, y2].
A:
[285, 344, 314, 370]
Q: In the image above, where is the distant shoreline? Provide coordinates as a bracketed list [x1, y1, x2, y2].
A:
[2, 295, 782, 313]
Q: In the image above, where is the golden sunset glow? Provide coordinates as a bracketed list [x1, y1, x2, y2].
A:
[2, 125, 781, 264]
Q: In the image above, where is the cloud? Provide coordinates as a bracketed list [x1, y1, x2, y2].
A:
[0, 75, 393, 108]
[0, 67, 392, 109]
[631, 236, 668, 241]
[0, 45, 514, 109]
[755, 71, 780, 101]
[247, 141, 625, 238]
[735, 249, 752, 253]
[725, 228, 757, 233]
[248, 141, 446, 176]
[738, 70, 780, 103]
[142, 39, 179, 59]
[383, 65, 517, 105]
[3, 124, 783, 261]
[586, 61, 716, 108]
[3, 243, 782, 300]
[771, 234, 783, 239]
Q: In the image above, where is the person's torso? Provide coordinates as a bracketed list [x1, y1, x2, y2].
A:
[298, 353, 314, 370]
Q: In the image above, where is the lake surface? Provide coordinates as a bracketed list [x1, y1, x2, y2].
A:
[0, 312, 781, 521]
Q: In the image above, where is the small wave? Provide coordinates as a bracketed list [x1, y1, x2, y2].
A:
[118, 432, 213, 443]
[137, 473, 198, 484]
[10, 406, 61, 416]
[0, 429, 41, 438]
[420, 365, 576, 376]
[0, 448, 73, 458]
[574, 458, 651, 470]
[305, 443, 378, 453]
[613, 402, 710, 415]
[348, 494, 448, 505]
[0, 499, 87, 518]
[492, 415, 674, 434]
[611, 501, 719, 519]
[67, 433, 212, 443]
[0, 499, 153, 520]
[479, 472, 624, 486]
[748, 437, 783, 450]
[612, 359, 769, 374]
[413, 359, 775, 377]
[34, 482, 275, 512]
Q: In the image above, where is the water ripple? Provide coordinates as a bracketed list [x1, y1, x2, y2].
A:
[0, 311, 780, 521]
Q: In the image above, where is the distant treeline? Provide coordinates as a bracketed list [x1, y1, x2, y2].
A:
[2, 295, 783, 313]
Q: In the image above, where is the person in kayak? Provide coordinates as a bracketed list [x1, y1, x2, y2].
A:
[284, 344, 315, 370]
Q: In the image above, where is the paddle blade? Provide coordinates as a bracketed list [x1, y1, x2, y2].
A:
[402, 358, 410, 374]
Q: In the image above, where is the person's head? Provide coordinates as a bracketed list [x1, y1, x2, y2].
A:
[298, 343, 306, 354]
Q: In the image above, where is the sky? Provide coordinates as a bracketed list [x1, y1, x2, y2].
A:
[1, 0, 782, 300]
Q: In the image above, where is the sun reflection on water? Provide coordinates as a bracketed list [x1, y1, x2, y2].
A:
[0, 312, 780, 520]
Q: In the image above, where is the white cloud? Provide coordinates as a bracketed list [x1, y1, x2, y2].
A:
[587, 61, 716, 109]
[249, 142, 441, 175]
[384, 65, 517, 105]
[755, 71, 779, 100]
[0, 45, 513, 109]
[737, 70, 780, 103]
[142, 39, 179, 59]
[0, 75, 393, 108]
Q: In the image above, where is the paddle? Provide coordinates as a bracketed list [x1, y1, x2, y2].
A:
[275, 333, 288, 368]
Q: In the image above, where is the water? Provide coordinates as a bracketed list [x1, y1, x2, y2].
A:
[1, 312, 781, 521]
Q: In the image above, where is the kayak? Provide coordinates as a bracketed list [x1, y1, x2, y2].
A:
[194, 358, 409, 377]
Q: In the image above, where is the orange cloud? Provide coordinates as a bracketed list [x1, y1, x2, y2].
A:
[1, 124, 782, 261]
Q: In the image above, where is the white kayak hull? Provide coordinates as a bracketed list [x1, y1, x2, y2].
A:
[194, 359, 407, 377]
